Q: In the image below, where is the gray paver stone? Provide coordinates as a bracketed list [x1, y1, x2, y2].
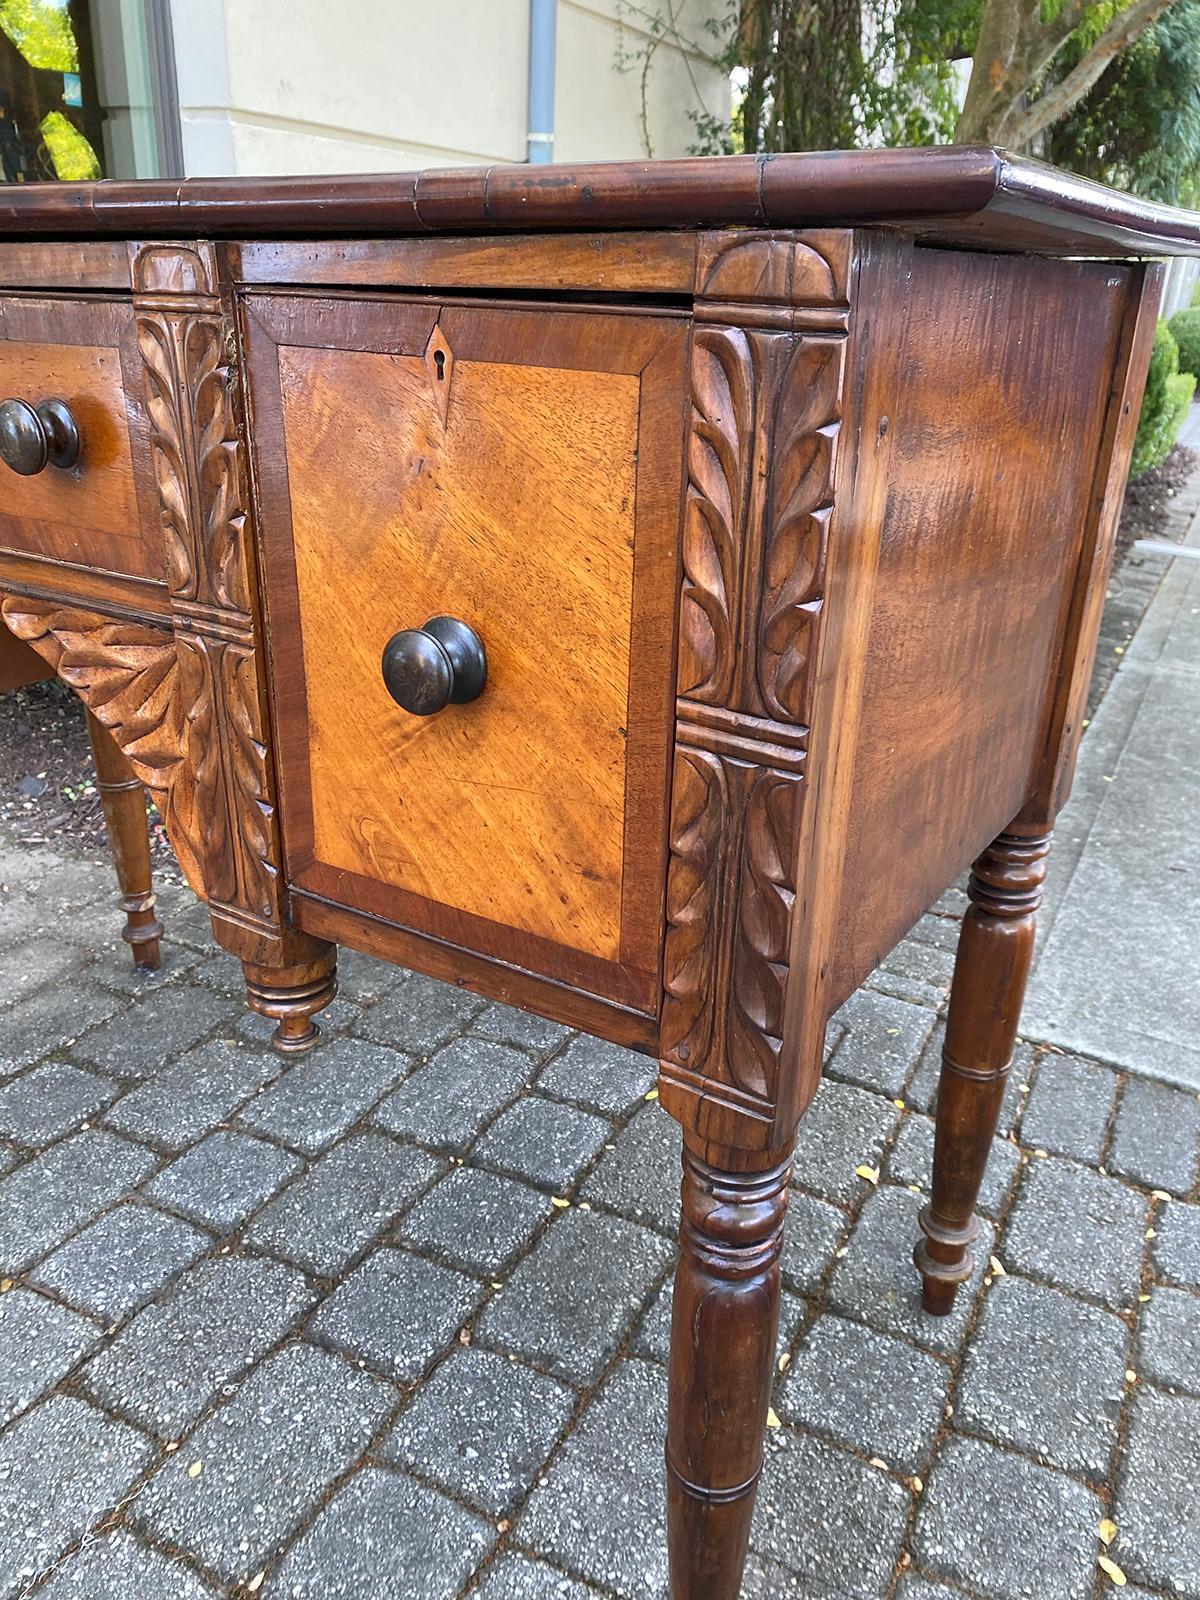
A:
[1001, 1155, 1149, 1309]
[105, 1038, 280, 1151]
[373, 1035, 532, 1150]
[0, 982, 118, 1078]
[956, 1275, 1128, 1476]
[580, 1103, 681, 1234]
[828, 1184, 993, 1353]
[29, 1201, 210, 1323]
[0, 1060, 116, 1144]
[913, 1433, 1103, 1600]
[791, 1078, 901, 1206]
[1018, 1051, 1118, 1165]
[246, 1132, 441, 1277]
[133, 1343, 394, 1584]
[1154, 1199, 1200, 1286]
[1110, 1075, 1200, 1196]
[470, 1553, 596, 1599]
[0, 1286, 100, 1425]
[473, 1095, 612, 1192]
[777, 1314, 949, 1472]
[355, 969, 485, 1055]
[470, 1001, 573, 1058]
[268, 1465, 493, 1599]
[36, 1531, 218, 1598]
[0, 1128, 156, 1273]
[238, 1036, 415, 1153]
[1138, 1285, 1200, 1396]
[826, 988, 935, 1097]
[895, 1581, 981, 1600]
[519, 1357, 667, 1598]
[0, 936, 83, 1010]
[398, 1165, 551, 1275]
[308, 1246, 482, 1381]
[535, 1032, 656, 1114]
[480, 1207, 672, 1384]
[73, 985, 237, 1079]
[1116, 1387, 1200, 1597]
[751, 1427, 911, 1599]
[779, 1187, 848, 1294]
[383, 1345, 574, 1514]
[83, 1252, 316, 1434]
[144, 1130, 303, 1231]
[0, 1396, 155, 1599]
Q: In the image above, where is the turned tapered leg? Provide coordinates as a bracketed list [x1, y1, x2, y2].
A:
[243, 948, 338, 1054]
[85, 708, 163, 972]
[667, 1133, 793, 1599]
[916, 824, 1051, 1314]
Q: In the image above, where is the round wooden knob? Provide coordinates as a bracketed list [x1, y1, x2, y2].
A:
[0, 397, 80, 476]
[381, 615, 487, 716]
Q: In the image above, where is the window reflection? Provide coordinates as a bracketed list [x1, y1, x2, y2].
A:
[0, 0, 102, 180]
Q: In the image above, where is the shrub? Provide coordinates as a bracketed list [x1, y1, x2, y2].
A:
[1169, 305, 1200, 377]
[1129, 320, 1196, 479]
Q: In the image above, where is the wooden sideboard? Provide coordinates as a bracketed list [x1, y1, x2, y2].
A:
[1, 147, 1197, 1598]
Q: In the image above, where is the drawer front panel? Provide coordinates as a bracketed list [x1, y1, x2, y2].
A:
[0, 297, 162, 584]
[244, 294, 686, 1012]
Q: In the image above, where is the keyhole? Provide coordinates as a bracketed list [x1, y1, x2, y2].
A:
[434, 348, 446, 381]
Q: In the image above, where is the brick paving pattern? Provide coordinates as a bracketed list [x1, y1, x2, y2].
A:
[0, 842, 1197, 1600]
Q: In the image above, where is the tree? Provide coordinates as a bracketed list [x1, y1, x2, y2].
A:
[956, 0, 1181, 144]
[617, 0, 1191, 162]
[1043, 0, 1200, 203]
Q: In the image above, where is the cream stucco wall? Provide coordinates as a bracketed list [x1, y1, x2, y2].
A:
[168, 0, 729, 176]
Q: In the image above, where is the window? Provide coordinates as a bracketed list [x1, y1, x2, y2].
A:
[0, 0, 180, 182]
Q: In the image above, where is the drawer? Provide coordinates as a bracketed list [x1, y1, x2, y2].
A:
[0, 297, 163, 583]
[244, 293, 686, 1013]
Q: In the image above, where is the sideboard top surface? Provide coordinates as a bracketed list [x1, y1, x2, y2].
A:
[1, 147, 1199, 259]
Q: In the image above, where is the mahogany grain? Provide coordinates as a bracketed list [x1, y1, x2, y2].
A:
[0, 150, 1188, 1598]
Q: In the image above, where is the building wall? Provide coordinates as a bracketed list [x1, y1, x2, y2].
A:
[168, 0, 729, 176]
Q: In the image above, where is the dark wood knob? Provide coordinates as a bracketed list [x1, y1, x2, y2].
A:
[381, 615, 487, 716]
[0, 397, 80, 476]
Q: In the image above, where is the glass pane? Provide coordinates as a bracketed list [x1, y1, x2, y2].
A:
[0, 0, 170, 180]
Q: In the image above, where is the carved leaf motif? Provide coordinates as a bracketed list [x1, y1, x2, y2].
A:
[0, 596, 206, 894]
[136, 315, 194, 599]
[758, 335, 843, 722]
[186, 317, 250, 616]
[174, 633, 237, 906]
[662, 749, 802, 1111]
[727, 770, 800, 1101]
[1, 599, 180, 789]
[661, 747, 726, 1067]
[678, 328, 751, 705]
[137, 309, 252, 618]
[221, 642, 279, 922]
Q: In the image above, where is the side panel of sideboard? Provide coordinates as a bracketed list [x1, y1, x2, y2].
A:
[827, 247, 1142, 1008]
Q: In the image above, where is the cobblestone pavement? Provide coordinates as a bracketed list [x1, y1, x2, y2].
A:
[3, 465, 1200, 1600]
[1, 841, 1198, 1600]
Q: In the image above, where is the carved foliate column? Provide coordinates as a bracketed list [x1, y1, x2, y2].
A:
[659, 231, 851, 1152]
[126, 241, 329, 980]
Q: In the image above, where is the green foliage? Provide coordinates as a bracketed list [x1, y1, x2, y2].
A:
[1168, 306, 1200, 377]
[1042, 0, 1200, 204]
[1130, 321, 1196, 480]
[615, 0, 978, 155]
[39, 110, 99, 181]
[0, 0, 78, 71]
